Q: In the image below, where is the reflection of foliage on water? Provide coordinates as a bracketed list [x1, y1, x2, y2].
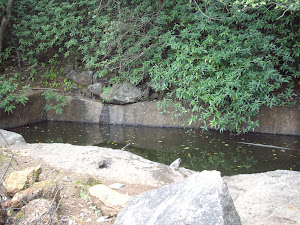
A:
[45, 137, 64, 143]
[154, 145, 257, 176]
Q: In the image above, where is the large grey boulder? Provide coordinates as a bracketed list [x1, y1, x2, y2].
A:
[0, 129, 25, 147]
[66, 70, 93, 86]
[100, 83, 142, 104]
[115, 171, 241, 225]
[88, 83, 103, 97]
[224, 170, 300, 225]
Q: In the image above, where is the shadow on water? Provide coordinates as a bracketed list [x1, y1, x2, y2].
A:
[9, 121, 300, 176]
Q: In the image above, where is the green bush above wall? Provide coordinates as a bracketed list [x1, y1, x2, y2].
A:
[1, 0, 299, 132]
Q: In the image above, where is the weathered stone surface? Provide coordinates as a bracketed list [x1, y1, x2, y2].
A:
[253, 107, 300, 135]
[3, 166, 42, 197]
[12, 143, 195, 188]
[88, 184, 130, 216]
[224, 170, 300, 225]
[14, 199, 58, 225]
[0, 129, 25, 147]
[66, 70, 93, 86]
[11, 179, 59, 208]
[100, 83, 142, 104]
[88, 83, 103, 97]
[108, 101, 184, 127]
[47, 97, 103, 124]
[115, 171, 241, 225]
[0, 91, 47, 129]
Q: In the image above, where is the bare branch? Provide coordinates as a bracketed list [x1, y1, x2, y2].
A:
[193, 0, 223, 21]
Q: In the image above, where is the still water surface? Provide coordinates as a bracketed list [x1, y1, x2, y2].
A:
[9, 121, 300, 176]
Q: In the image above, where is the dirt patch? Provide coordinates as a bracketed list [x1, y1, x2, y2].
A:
[0, 147, 156, 224]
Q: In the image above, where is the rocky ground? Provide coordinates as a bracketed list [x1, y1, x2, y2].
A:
[0, 148, 156, 224]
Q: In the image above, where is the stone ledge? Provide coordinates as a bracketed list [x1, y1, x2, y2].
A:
[0, 91, 299, 136]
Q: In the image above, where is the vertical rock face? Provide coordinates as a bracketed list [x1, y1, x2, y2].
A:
[115, 171, 241, 225]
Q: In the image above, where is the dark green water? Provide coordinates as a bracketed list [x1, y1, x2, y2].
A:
[9, 121, 300, 176]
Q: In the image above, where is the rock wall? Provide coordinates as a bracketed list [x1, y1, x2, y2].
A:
[0, 91, 47, 129]
[0, 91, 299, 136]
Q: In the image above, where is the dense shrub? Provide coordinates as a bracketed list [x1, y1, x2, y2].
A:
[1, 0, 299, 132]
[0, 74, 29, 114]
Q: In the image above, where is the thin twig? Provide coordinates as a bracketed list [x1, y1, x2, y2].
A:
[193, 0, 223, 21]
[0, 131, 18, 185]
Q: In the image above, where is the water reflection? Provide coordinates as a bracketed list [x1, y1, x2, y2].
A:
[9, 121, 300, 176]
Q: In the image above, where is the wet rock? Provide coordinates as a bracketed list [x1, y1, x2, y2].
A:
[115, 171, 241, 225]
[100, 83, 142, 104]
[224, 170, 300, 225]
[0, 129, 26, 147]
[66, 70, 93, 86]
[88, 83, 103, 97]
[3, 166, 42, 197]
[14, 199, 58, 224]
[88, 184, 130, 216]
[11, 179, 59, 208]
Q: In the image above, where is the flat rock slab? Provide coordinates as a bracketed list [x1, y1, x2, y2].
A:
[11, 143, 195, 188]
[115, 171, 241, 225]
[224, 170, 300, 225]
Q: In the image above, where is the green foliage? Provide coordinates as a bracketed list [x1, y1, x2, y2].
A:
[2, 0, 299, 132]
[147, 0, 299, 132]
[0, 74, 29, 114]
[42, 90, 68, 115]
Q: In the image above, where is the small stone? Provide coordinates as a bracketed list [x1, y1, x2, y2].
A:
[98, 158, 111, 168]
[96, 216, 109, 223]
[170, 158, 181, 170]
